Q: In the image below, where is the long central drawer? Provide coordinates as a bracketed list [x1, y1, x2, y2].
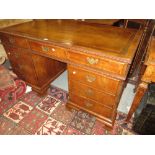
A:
[29, 40, 67, 60]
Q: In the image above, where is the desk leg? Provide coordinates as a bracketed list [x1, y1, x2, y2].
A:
[126, 82, 148, 122]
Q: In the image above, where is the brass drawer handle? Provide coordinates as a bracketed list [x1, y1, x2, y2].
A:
[86, 57, 98, 65]
[41, 46, 49, 52]
[86, 75, 96, 82]
[84, 101, 93, 107]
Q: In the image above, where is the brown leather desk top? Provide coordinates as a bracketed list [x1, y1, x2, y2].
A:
[0, 19, 142, 63]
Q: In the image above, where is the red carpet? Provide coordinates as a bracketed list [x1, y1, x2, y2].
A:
[0, 85, 135, 135]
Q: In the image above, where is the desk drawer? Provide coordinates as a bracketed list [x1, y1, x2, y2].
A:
[69, 80, 116, 108]
[69, 93, 113, 120]
[29, 41, 67, 60]
[0, 34, 29, 49]
[68, 50, 128, 77]
[68, 65, 122, 95]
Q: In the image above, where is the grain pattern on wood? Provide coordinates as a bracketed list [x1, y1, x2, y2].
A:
[0, 19, 142, 63]
[0, 20, 143, 128]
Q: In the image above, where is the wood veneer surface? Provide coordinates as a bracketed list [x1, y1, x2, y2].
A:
[0, 19, 142, 63]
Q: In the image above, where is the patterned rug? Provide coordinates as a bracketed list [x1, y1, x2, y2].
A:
[0, 85, 135, 135]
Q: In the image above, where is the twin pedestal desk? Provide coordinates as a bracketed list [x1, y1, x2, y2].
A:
[0, 20, 142, 128]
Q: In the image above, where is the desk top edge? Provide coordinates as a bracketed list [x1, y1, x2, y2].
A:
[0, 19, 142, 64]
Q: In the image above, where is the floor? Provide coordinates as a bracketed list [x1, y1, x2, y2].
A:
[0, 84, 134, 135]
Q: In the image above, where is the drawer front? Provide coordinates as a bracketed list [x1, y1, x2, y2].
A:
[68, 65, 122, 95]
[68, 50, 128, 77]
[0, 34, 29, 49]
[29, 41, 67, 60]
[69, 93, 114, 120]
[69, 80, 116, 108]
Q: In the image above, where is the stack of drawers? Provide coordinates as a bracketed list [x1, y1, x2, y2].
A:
[67, 50, 128, 128]
[0, 34, 38, 85]
[0, 33, 66, 95]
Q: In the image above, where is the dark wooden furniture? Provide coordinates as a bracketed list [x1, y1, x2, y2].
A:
[129, 80, 155, 135]
[125, 20, 155, 88]
[133, 104, 155, 135]
[124, 19, 148, 29]
[126, 36, 155, 122]
[0, 20, 142, 128]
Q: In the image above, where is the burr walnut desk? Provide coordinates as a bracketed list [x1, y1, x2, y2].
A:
[0, 20, 142, 128]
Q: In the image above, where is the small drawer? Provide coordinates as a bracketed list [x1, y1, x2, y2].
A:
[0, 34, 29, 49]
[68, 50, 128, 77]
[68, 65, 123, 95]
[29, 41, 67, 60]
[69, 80, 117, 108]
[69, 93, 113, 120]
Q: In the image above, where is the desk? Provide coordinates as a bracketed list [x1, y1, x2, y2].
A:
[126, 36, 155, 121]
[0, 20, 142, 128]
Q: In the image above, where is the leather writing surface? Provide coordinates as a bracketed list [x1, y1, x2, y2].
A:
[0, 20, 142, 63]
